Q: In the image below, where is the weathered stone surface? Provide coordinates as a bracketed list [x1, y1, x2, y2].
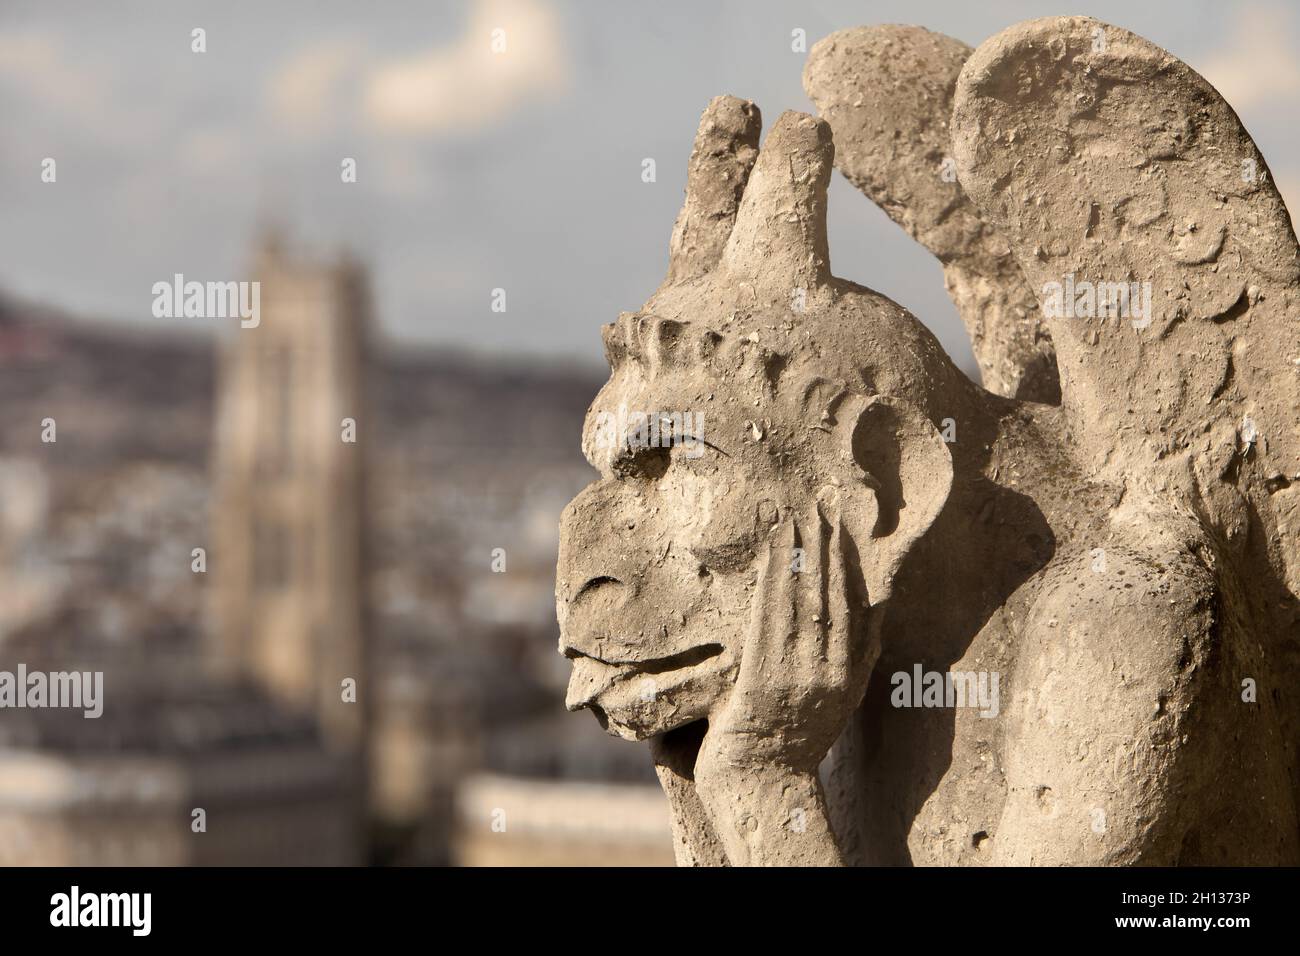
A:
[804, 25, 1059, 404]
[558, 17, 1300, 866]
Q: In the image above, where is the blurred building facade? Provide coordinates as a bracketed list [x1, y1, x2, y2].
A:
[453, 773, 673, 867]
[0, 654, 355, 866]
[211, 236, 371, 758]
[0, 241, 675, 866]
[0, 238, 370, 865]
[208, 237, 371, 856]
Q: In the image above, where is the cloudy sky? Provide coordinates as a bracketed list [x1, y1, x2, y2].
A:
[2, 0, 1298, 374]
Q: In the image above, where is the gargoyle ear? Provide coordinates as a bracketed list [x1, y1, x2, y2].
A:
[831, 395, 953, 603]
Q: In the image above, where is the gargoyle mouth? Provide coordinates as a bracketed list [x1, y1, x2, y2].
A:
[563, 642, 726, 715]
[566, 642, 724, 673]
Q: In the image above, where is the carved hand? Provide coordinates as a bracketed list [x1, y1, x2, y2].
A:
[692, 493, 872, 864]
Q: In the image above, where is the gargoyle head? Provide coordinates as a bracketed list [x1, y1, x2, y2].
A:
[556, 98, 955, 742]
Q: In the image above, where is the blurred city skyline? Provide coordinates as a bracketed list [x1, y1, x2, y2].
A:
[3, 0, 1299, 375]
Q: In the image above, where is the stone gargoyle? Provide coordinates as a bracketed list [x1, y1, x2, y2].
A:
[556, 16, 1300, 866]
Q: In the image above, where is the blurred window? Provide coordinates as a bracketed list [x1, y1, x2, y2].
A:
[254, 518, 291, 591]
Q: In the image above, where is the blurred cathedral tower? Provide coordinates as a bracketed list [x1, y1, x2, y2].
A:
[210, 232, 371, 789]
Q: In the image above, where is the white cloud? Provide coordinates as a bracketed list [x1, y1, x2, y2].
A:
[0, 28, 154, 148]
[1198, 2, 1300, 109]
[0, 30, 83, 104]
[269, 40, 363, 135]
[363, 0, 569, 136]
[177, 126, 245, 177]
